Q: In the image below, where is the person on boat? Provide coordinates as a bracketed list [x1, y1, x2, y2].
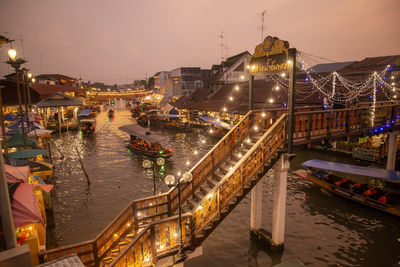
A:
[334, 178, 349, 187]
[363, 187, 377, 197]
[378, 195, 387, 203]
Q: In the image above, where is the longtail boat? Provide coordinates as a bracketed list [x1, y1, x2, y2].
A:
[295, 159, 400, 216]
[119, 124, 172, 158]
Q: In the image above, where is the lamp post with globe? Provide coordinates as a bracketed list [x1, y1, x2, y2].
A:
[6, 47, 27, 148]
[142, 157, 165, 195]
[164, 171, 193, 263]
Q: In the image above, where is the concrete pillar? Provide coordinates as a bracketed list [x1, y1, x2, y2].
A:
[0, 143, 17, 249]
[271, 154, 291, 247]
[250, 178, 263, 230]
[386, 131, 399, 171]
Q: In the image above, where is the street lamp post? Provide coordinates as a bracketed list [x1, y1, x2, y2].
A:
[142, 157, 165, 195]
[7, 47, 27, 148]
[164, 171, 193, 263]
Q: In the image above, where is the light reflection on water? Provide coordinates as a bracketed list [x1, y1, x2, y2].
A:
[47, 100, 215, 247]
[47, 100, 400, 266]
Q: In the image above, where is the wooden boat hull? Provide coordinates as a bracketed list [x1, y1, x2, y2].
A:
[295, 169, 400, 217]
[126, 143, 172, 158]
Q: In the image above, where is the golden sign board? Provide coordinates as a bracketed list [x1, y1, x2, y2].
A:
[249, 36, 290, 75]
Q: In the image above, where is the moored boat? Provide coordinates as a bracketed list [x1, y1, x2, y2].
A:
[80, 119, 96, 135]
[295, 159, 400, 216]
[149, 114, 192, 132]
[118, 124, 172, 158]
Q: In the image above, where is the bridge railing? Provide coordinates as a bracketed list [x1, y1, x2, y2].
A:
[193, 113, 287, 233]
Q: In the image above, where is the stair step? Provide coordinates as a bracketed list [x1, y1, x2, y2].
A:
[244, 141, 256, 148]
[192, 192, 203, 202]
[219, 165, 231, 175]
[199, 185, 211, 195]
[226, 159, 237, 166]
[213, 172, 225, 181]
[181, 205, 191, 213]
[118, 241, 128, 246]
[207, 178, 218, 188]
[103, 257, 113, 263]
[126, 233, 135, 239]
[187, 199, 198, 209]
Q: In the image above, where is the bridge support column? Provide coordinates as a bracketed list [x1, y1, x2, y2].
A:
[386, 131, 399, 171]
[250, 178, 263, 230]
[271, 154, 291, 248]
[250, 154, 294, 251]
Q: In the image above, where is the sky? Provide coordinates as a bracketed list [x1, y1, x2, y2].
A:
[0, 0, 399, 84]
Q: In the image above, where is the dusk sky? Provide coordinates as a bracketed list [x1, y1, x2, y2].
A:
[0, 0, 399, 84]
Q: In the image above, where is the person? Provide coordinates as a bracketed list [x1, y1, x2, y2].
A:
[154, 142, 161, 151]
[363, 187, 377, 197]
[378, 195, 387, 203]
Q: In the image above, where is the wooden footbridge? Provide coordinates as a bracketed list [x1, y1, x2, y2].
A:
[38, 102, 400, 266]
[89, 91, 151, 101]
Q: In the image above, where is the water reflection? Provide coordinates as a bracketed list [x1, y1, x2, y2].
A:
[47, 99, 215, 248]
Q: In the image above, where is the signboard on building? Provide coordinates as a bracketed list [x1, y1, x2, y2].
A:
[249, 36, 290, 75]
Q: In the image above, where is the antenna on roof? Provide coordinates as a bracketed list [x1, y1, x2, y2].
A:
[261, 9, 267, 41]
[219, 30, 225, 62]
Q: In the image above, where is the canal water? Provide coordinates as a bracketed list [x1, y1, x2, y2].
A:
[47, 100, 400, 267]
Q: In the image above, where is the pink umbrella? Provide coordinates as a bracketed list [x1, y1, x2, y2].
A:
[5, 164, 30, 183]
[11, 183, 47, 228]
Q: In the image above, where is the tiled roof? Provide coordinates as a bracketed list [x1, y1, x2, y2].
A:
[338, 55, 400, 74]
[307, 61, 356, 73]
[36, 74, 77, 81]
[31, 83, 81, 95]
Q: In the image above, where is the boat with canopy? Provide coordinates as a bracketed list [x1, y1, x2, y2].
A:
[149, 113, 191, 131]
[118, 124, 172, 158]
[295, 159, 400, 216]
[200, 116, 232, 138]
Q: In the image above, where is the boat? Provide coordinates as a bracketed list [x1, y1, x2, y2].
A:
[295, 159, 400, 216]
[149, 114, 192, 132]
[200, 116, 232, 138]
[78, 108, 96, 119]
[118, 124, 172, 158]
[80, 119, 96, 135]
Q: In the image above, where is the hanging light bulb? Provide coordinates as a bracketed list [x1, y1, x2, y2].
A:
[216, 118, 220, 121]
[269, 98, 274, 103]
[253, 125, 259, 131]
[186, 161, 190, 165]
[235, 85, 239, 91]
[287, 60, 292, 65]
[223, 107, 227, 112]
[201, 139, 206, 144]
[209, 129, 214, 133]
[275, 86, 280, 90]
[240, 75, 244, 80]
[229, 96, 233, 101]
[194, 150, 198, 155]
[246, 65, 250, 69]
[261, 112, 266, 117]
[281, 73, 286, 77]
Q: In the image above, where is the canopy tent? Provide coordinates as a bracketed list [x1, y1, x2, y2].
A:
[7, 131, 38, 148]
[119, 124, 167, 143]
[9, 183, 51, 228]
[27, 129, 53, 138]
[78, 109, 93, 117]
[157, 114, 186, 118]
[34, 92, 83, 107]
[301, 159, 400, 182]
[200, 116, 232, 130]
[4, 114, 18, 121]
[5, 164, 30, 183]
[9, 149, 47, 159]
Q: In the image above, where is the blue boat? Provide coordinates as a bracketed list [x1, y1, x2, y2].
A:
[295, 159, 400, 216]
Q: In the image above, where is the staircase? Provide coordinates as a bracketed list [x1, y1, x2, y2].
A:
[109, 112, 287, 266]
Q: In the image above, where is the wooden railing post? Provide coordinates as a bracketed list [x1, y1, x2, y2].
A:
[307, 113, 312, 140]
[217, 188, 221, 219]
[149, 224, 157, 262]
[93, 240, 100, 266]
[345, 110, 350, 133]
